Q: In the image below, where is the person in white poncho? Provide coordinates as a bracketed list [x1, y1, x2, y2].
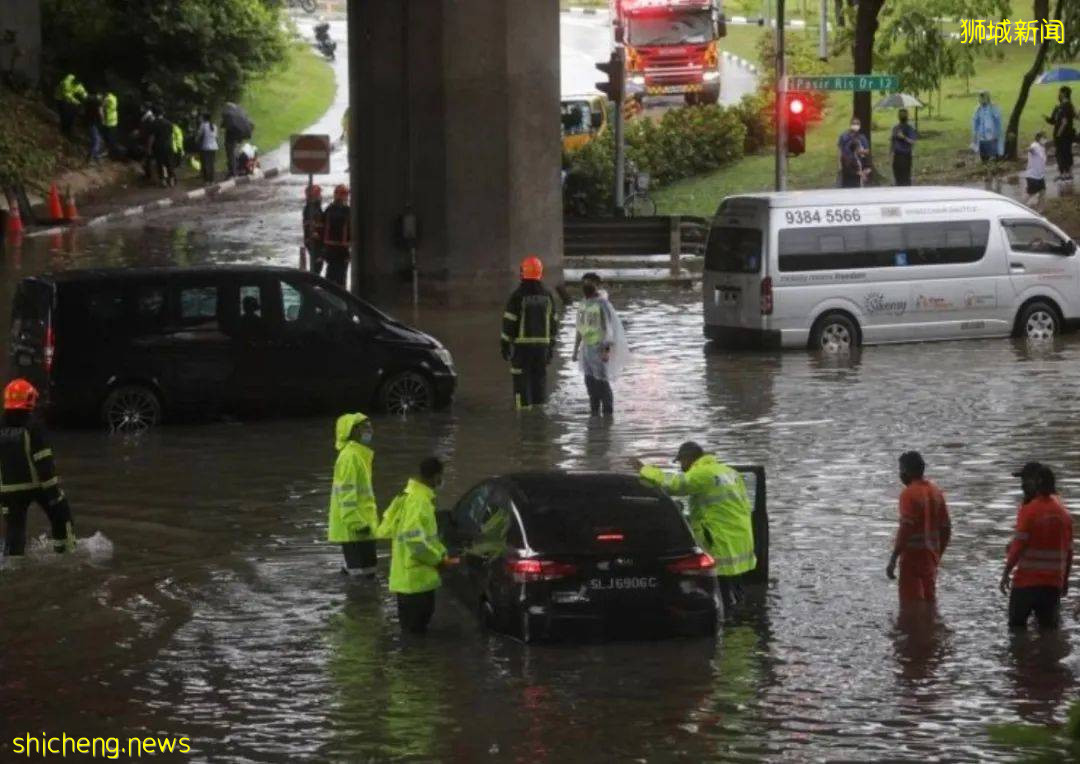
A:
[571, 273, 628, 417]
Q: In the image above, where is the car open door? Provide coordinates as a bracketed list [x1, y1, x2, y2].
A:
[732, 465, 768, 585]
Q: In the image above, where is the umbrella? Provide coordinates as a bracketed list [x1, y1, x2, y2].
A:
[221, 102, 254, 137]
[1036, 67, 1080, 85]
[873, 93, 925, 110]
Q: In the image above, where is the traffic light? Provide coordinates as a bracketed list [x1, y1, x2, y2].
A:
[787, 94, 807, 156]
[596, 49, 625, 104]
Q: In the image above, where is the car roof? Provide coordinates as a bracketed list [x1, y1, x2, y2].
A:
[32, 264, 309, 284]
[500, 471, 667, 501]
[726, 186, 1018, 208]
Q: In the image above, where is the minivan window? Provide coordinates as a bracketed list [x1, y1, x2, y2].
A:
[521, 490, 693, 554]
[705, 227, 763, 273]
[179, 286, 218, 324]
[778, 220, 990, 272]
[1003, 222, 1071, 254]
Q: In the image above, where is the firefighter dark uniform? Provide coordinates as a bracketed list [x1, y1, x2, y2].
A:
[303, 185, 325, 277]
[501, 256, 558, 410]
[322, 185, 351, 287]
[0, 380, 75, 556]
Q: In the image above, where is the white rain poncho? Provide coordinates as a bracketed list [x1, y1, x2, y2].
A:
[576, 294, 629, 381]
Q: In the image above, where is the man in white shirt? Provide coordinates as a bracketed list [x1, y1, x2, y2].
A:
[1025, 131, 1048, 212]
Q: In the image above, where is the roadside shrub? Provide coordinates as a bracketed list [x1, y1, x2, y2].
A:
[564, 102, 747, 215]
[732, 90, 774, 154]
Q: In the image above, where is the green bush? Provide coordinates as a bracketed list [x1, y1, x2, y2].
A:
[564, 103, 747, 215]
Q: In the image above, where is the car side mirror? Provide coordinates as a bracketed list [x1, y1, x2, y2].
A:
[1064, 239, 1078, 256]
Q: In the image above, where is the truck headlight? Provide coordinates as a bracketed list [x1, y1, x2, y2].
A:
[435, 348, 454, 369]
[703, 70, 720, 82]
[630, 75, 646, 86]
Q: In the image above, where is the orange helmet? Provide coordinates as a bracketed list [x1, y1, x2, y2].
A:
[306, 184, 322, 200]
[4, 379, 39, 411]
[520, 255, 543, 281]
[333, 184, 349, 200]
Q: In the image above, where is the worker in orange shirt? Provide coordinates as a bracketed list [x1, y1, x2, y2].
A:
[886, 451, 951, 606]
[1000, 463, 1073, 630]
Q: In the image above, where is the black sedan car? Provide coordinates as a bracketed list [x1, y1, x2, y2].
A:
[438, 469, 769, 642]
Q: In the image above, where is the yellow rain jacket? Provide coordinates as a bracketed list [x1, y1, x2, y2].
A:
[376, 479, 447, 594]
[641, 454, 756, 577]
[327, 413, 376, 543]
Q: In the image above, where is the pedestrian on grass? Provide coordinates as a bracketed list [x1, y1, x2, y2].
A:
[1000, 463, 1073, 631]
[972, 91, 1004, 165]
[101, 89, 119, 158]
[53, 73, 86, 137]
[1046, 86, 1075, 181]
[149, 107, 176, 187]
[890, 109, 917, 186]
[837, 117, 870, 188]
[1024, 131, 1049, 212]
[195, 113, 218, 185]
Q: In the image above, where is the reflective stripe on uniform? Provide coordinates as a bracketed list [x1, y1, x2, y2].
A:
[33, 449, 53, 461]
[713, 551, 756, 568]
[1013, 531, 1030, 541]
[42, 477, 59, 489]
[500, 333, 512, 342]
[512, 337, 552, 345]
[0, 482, 40, 493]
[503, 312, 518, 322]
[1018, 559, 1066, 571]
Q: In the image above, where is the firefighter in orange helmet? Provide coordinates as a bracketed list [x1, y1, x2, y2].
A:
[500, 256, 558, 410]
[886, 451, 951, 611]
[322, 184, 351, 287]
[0, 379, 76, 556]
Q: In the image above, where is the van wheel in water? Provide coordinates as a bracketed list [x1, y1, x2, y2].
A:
[1019, 302, 1059, 341]
[379, 372, 434, 415]
[810, 313, 858, 353]
[101, 385, 162, 432]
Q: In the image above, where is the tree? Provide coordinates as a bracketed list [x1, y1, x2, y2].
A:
[41, 0, 286, 125]
[851, 0, 887, 148]
[1003, 0, 1062, 159]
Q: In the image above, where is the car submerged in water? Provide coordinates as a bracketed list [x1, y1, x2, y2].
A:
[438, 469, 768, 643]
[9, 266, 456, 430]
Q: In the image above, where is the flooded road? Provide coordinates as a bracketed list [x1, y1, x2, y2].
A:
[4, 212, 1080, 761]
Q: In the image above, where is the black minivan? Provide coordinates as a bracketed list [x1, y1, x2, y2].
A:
[9, 266, 456, 429]
[438, 469, 769, 642]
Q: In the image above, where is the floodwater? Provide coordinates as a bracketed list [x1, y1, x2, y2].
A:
[3, 213, 1080, 762]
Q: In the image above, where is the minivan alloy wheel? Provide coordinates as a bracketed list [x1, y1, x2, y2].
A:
[1025, 309, 1056, 341]
[819, 323, 852, 352]
[380, 372, 434, 415]
[102, 386, 162, 432]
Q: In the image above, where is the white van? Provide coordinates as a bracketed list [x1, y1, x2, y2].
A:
[703, 187, 1079, 350]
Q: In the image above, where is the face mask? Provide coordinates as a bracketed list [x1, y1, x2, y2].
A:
[850, 124, 860, 132]
[899, 116, 908, 123]
[360, 431, 373, 445]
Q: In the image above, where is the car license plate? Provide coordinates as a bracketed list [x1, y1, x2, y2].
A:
[589, 576, 659, 591]
[715, 286, 740, 306]
[646, 85, 690, 95]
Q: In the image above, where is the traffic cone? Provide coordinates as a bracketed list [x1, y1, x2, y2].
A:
[47, 184, 63, 221]
[4, 202, 23, 238]
[63, 186, 79, 221]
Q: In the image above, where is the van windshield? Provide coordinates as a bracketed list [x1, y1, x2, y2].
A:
[705, 227, 763, 273]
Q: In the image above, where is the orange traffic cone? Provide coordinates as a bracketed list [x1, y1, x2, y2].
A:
[5, 202, 23, 238]
[63, 186, 79, 221]
[47, 184, 63, 221]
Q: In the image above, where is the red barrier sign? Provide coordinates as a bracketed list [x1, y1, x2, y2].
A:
[290, 134, 331, 174]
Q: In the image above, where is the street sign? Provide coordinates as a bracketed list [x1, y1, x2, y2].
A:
[787, 74, 899, 92]
[289, 134, 331, 175]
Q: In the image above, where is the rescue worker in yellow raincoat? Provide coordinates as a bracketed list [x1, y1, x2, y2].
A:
[376, 457, 458, 634]
[634, 441, 756, 612]
[327, 413, 378, 577]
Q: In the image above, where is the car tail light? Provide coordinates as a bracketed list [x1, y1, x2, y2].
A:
[596, 532, 625, 543]
[44, 325, 55, 373]
[760, 277, 773, 316]
[666, 552, 715, 576]
[506, 558, 578, 583]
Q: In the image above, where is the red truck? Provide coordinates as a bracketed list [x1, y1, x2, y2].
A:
[612, 0, 727, 105]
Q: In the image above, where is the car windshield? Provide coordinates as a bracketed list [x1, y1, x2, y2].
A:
[628, 10, 713, 46]
[519, 484, 694, 554]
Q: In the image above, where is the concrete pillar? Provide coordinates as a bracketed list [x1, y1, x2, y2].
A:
[349, 0, 562, 306]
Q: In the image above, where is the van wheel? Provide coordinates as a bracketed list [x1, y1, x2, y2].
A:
[101, 385, 162, 432]
[379, 372, 434, 415]
[1018, 301, 1059, 341]
[810, 313, 859, 353]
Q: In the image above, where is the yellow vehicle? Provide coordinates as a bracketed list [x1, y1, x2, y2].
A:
[561, 94, 607, 154]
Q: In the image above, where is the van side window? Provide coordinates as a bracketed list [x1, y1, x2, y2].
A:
[178, 286, 220, 330]
[1003, 222, 1070, 254]
[778, 220, 990, 272]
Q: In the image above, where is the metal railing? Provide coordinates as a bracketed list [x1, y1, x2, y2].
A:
[563, 215, 709, 277]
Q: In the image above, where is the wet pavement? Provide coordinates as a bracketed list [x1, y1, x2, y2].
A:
[4, 207, 1080, 760]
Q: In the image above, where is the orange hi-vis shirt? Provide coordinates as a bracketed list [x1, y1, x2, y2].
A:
[894, 478, 950, 571]
[1006, 495, 1073, 589]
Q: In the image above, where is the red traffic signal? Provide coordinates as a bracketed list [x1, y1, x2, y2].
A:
[596, 49, 626, 103]
[786, 93, 807, 156]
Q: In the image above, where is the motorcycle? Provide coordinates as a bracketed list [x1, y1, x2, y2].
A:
[288, 0, 318, 13]
[314, 23, 336, 60]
